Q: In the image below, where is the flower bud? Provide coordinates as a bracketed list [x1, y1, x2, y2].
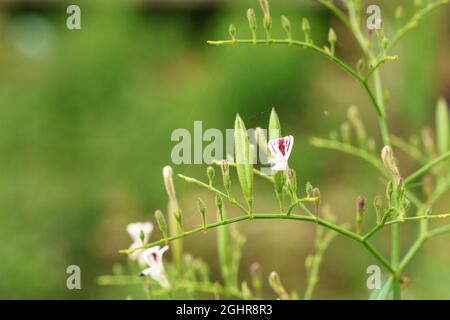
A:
[286, 168, 297, 198]
[373, 196, 383, 224]
[163, 165, 177, 203]
[250, 262, 261, 277]
[281, 15, 291, 39]
[347, 106, 366, 147]
[259, 0, 271, 36]
[155, 209, 168, 239]
[356, 196, 366, 234]
[312, 187, 321, 218]
[247, 8, 257, 40]
[207, 166, 215, 186]
[328, 28, 337, 55]
[268, 271, 289, 300]
[386, 180, 394, 205]
[228, 24, 236, 40]
[340, 122, 351, 144]
[220, 160, 231, 194]
[381, 146, 401, 183]
[197, 198, 207, 228]
[216, 194, 224, 221]
[302, 18, 311, 43]
[305, 181, 313, 197]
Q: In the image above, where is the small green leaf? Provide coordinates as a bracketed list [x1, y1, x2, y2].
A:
[234, 115, 253, 209]
[436, 97, 449, 155]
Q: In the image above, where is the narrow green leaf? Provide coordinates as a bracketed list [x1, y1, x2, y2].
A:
[234, 115, 253, 208]
[269, 108, 285, 211]
[436, 97, 449, 155]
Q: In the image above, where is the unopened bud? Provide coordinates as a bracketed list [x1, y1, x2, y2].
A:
[356, 196, 366, 234]
[163, 165, 177, 202]
[247, 8, 257, 40]
[281, 15, 291, 38]
[306, 181, 313, 197]
[386, 180, 394, 205]
[328, 28, 337, 55]
[374, 196, 383, 224]
[155, 210, 168, 238]
[302, 18, 311, 43]
[220, 160, 231, 194]
[228, 24, 236, 40]
[259, 0, 272, 35]
[340, 122, 351, 144]
[381, 146, 401, 183]
[268, 271, 289, 300]
[207, 166, 215, 186]
[197, 198, 207, 228]
[312, 187, 321, 218]
[250, 262, 261, 277]
[286, 168, 297, 198]
[216, 194, 224, 221]
[347, 106, 367, 147]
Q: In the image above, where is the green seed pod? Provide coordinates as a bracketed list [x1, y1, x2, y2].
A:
[436, 97, 449, 155]
[234, 114, 254, 211]
[269, 108, 285, 211]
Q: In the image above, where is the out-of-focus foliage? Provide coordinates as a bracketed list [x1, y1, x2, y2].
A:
[0, 0, 448, 299]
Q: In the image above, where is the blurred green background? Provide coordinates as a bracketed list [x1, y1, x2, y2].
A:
[0, 0, 449, 299]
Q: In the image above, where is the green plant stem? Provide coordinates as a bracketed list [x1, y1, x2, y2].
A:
[207, 39, 384, 117]
[404, 151, 450, 185]
[313, 0, 352, 29]
[386, 0, 450, 53]
[310, 137, 387, 175]
[122, 212, 395, 273]
[391, 223, 401, 300]
[391, 135, 426, 164]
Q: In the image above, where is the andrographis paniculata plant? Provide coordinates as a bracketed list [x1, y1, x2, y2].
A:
[99, 0, 450, 300]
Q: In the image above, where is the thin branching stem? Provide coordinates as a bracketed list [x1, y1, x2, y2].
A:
[404, 151, 450, 185]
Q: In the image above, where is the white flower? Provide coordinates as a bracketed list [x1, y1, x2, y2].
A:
[268, 135, 294, 171]
[126, 222, 153, 266]
[140, 245, 171, 289]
